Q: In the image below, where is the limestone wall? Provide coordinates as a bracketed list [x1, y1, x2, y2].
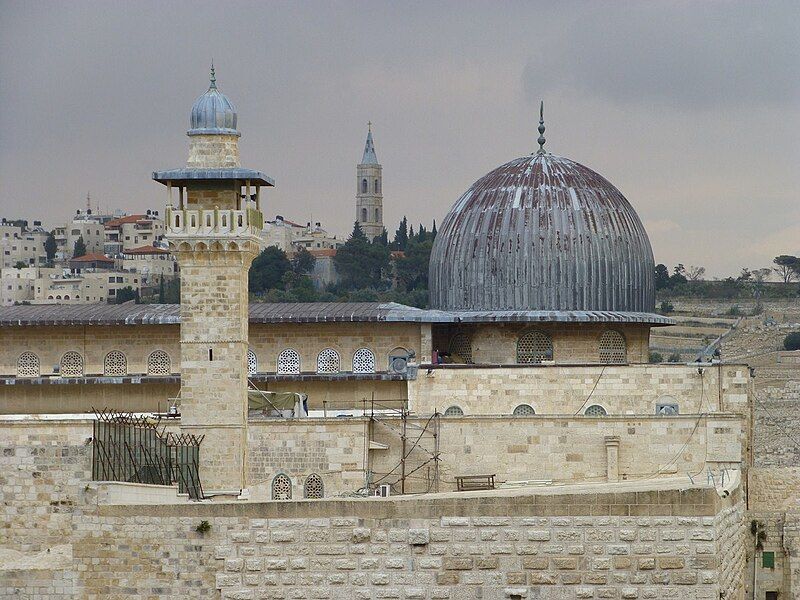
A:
[748, 467, 800, 512]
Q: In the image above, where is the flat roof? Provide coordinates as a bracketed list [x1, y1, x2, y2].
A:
[152, 168, 274, 187]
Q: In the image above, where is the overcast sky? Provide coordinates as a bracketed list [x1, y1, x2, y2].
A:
[1, 1, 798, 277]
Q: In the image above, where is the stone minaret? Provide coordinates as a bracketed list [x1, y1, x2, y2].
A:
[356, 123, 383, 241]
[153, 67, 273, 495]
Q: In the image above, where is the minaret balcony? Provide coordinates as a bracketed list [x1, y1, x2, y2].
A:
[165, 206, 264, 239]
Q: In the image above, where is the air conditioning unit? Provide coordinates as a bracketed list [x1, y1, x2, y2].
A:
[388, 356, 408, 374]
[374, 484, 391, 498]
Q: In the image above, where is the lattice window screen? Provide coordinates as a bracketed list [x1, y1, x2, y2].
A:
[599, 330, 627, 364]
[444, 405, 464, 417]
[585, 404, 608, 416]
[247, 349, 258, 375]
[277, 349, 301, 374]
[304, 473, 324, 499]
[352, 348, 376, 373]
[513, 404, 536, 416]
[147, 350, 171, 375]
[516, 330, 554, 364]
[316, 348, 340, 374]
[104, 351, 127, 376]
[448, 333, 473, 364]
[60, 351, 84, 377]
[17, 352, 40, 377]
[272, 474, 292, 500]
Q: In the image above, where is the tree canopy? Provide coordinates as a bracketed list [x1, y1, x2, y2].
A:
[72, 236, 87, 258]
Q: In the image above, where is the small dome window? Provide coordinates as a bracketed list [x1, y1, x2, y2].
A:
[513, 404, 535, 416]
[444, 405, 464, 417]
[448, 333, 473, 364]
[272, 473, 292, 500]
[599, 330, 627, 364]
[277, 349, 301, 374]
[584, 404, 608, 417]
[247, 349, 258, 375]
[517, 330, 553, 364]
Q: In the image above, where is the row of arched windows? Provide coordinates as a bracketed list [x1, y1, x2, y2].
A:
[271, 472, 324, 500]
[360, 178, 380, 194]
[250, 347, 378, 375]
[447, 329, 628, 364]
[16, 350, 172, 378]
[443, 403, 609, 417]
[359, 207, 381, 223]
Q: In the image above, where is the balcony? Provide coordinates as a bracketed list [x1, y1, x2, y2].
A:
[165, 207, 263, 239]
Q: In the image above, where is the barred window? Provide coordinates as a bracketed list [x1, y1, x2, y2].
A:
[513, 404, 536, 416]
[448, 333, 473, 364]
[444, 405, 464, 417]
[352, 348, 376, 374]
[585, 404, 608, 417]
[516, 330, 553, 364]
[272, 473, 292, 500]
[277, 348, 301, 374]
[247, 349, 258, 375]
[103, 351, 127, 376]
[304, 473, 324, 499]
[599, 330, 627, 364]
[147, 350, 171, 375]
[316, 348, 340, 374]
[17, 352, 40, 377]
[60, 351, 84, 377]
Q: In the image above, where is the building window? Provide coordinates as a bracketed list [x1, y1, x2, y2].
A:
[374, 208, 380, 222]
[361, 178, 368, 193]
[247, 349, 258, 375]
[361, 207, 368, 222]
[317, 348, 340, 374]
[352, 348, 376, 374]
[513, 404, 536, 416]
[444, 405, 464, 417]
[762, 551, 775, 569]
[60, 351, 84, 377]
[448, 333, 473, 364]
[103, 351, 127, 376]
[147, 350, 171, 375]
[304, 473, 324, 499]
[599, 330, 627, 364]
[374, 178, 380, 193]
[272, 473, 292, 500]
[277, 349, 301, 374]
[516, 330, 554, 364]
[17, 352, 40, 377]
[584, 404, 608, 417]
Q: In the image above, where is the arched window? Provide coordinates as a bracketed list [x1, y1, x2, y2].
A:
[584, 404, 608, 417]
[517, 330, 553, 364]
[317, 348, 340, 374]
[103, 351, 127, 376]
[60, 351, 84, 377]
[277, 349, 301, 374]
[448, 333, 473, 364]
[17, 352, 40, 377]
[247, 349, 258, 375]
[374, 208, 380, 222]
[272, 473, 292, 500]
[361, 178, 368, 193]
[599, 330, 627, 364]
[304, 473, 324, 499]
[361, 207, 368, 222]
[374, 179, 380, 193]
[147, 350, 171, 375]
[513, 404, 536, 416]
[352, 348, 376, 374]
[444, 405, 464, 417]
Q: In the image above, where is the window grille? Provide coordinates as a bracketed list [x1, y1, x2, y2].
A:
[277, 349, 301, 374]
[304, 473, 324, 499]
[513, 404, 536, 416]
[17, 352, 40, 377]
[444, 405, 464, 417]
[448, 333, 473, 364]
[352, 348, 376, 373]
[584, 404, 608, 416]
[103, 351, 127, 376]
[147, 350, 171, 376]
[60, 351, 84, 377]
[317, 348, 340, 374]
[247, 349, 258, 375]
[599, 330, 627, 364]
[516, 330, 553, 364]
[272, 474, 292, 500]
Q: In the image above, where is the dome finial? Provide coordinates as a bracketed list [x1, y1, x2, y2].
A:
[209, 60, 217, 90]
[536, 100, 546, 154]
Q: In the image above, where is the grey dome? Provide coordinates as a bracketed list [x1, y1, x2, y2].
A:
[188, 67, 239, 137]
[429, 152, 655, 313]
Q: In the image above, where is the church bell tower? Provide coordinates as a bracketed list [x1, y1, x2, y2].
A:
[356, 123, 383, 241]
[153, 66, 273, 495]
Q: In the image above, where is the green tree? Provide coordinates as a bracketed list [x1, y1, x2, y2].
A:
[291, 246, 316, 275]
[44, 232, 57, 263]
[376, 228, 389, 246]
[72, 236, 87, 258]
[654, 264, 670, 290]
[334, 222, 390, 290]
[669, 264, 687, 286]
[13, 261, 27, 269]
[393, 217, 408, 251]
[115, 286, 138, 304]
[249, 246, 291, 294]
[395, 237, 433, 291]
[773, 255, 800, 283]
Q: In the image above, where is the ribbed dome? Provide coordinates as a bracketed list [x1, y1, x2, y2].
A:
[429, 152, 655, 313]
[188, 68, 239, 137]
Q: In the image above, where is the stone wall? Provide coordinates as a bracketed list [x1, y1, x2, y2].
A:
[748, 467, 800, 512]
